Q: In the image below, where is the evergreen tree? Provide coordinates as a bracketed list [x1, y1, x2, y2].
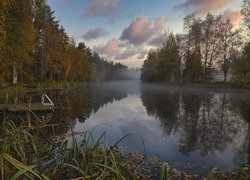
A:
[5, 0, 35, 83]
[242, 0, 250, 31]
[157, 33, 180, 82]
[0, 0, 9, 84]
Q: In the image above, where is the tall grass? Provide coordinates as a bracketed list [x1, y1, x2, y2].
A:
[32, 81, 68, 90]
[0, 113, 132, 179]
[0, 85, 26, 97]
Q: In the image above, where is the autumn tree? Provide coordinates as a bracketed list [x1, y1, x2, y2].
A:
[5, 0, 35, 83]
[0, 0, 9, 84]
[201, 14, 221, 81]
[218, 19, 240, 82]
[0, 0, 135, 86]
[157, 33, 180, 82]
[242, 0, 250, 31]
[182, 14, 203, 82]
[140, 50, 159, 82]
[76, 42, 92, 81]
[232, 0, 250, 86]
[233, 43, 250, 86]
[0, 0, 9, 56]
[33, 0, 46, 81]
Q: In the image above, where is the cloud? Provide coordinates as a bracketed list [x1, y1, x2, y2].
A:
[174, 0, 234, 15]
[93, 38, 119, 57]
[222, 9, 242, 27]
[116, 59, 145, 68]
[148, 35, 164, 47]
[137, 50, 148, 59]
[81, 0, 135, 23]
[94, 38, 138, 59]
[115, 48, 138, 60]
[115, 44, 144, 60]
[82, 0, 118, 17]
[81, 27, 108, 41]
[93, 37, 148, 65]
[120, 16, 165, 45]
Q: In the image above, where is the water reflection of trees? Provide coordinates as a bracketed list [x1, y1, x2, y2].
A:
[180, 92, 243, 157]
[231, 93, 250, 165]
[141, 87, 180, 134]
[0, 83, 128, 136]
[44, 84, 128, 130]
[141, 86, 250, 165]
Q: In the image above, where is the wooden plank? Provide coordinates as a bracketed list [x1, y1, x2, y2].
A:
[0, 103, 54, 112]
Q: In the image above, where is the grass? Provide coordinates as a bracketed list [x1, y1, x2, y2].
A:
[0, 81, 70, 97]
[30, 81, 69, 90]
[205, 165, 250, 179]
[0, 113, 133, 179]
[0, 85, 26, 97]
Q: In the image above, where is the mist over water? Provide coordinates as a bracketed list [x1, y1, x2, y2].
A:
[111, 69, 141, 81]
[2, 81, 250, 175]
[71, 82, 250, 175]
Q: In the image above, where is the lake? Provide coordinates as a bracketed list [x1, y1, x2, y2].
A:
[2, 81, 250, 175]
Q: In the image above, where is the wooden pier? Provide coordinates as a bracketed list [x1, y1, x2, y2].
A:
[0, 103, 54, 112]
[0, 94, 55, 112]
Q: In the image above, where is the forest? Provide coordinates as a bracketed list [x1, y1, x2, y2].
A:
[2, 0, 250, 88]
[141, 0, 250, 87]
[0, 0, 128, 86]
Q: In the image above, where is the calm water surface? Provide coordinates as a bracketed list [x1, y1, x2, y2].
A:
[2, 81, 250, 175]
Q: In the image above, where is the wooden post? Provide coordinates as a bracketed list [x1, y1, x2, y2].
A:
[13, 64, 17, 84]
[5, 93, 8, 104]
[28, 96, 32, 109]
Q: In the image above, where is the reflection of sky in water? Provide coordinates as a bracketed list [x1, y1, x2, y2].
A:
[73, 93, 248, 175]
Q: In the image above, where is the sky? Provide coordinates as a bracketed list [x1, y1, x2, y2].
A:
[47, 0, 243, 68]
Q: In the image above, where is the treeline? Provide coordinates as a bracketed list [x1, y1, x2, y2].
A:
[0, 0, 127, 86]
[141, 0, 250, 86]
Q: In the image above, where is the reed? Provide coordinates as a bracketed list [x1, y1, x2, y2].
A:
[0, 85, 26, 97]
[0, 113, 132, 179]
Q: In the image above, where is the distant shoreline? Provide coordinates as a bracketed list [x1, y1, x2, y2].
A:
[140, 81, 250, 91]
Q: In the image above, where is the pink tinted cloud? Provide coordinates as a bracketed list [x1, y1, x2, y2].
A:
[93, 37, 147, 61]
[120, 16, 165, 45]
[222, 9, 242, 27]
[175, 0, 234, 15]
[82, 0, 118, 17]
[81, 27, 108, 41]
[94, 38, 119, 56]
[115, 45, 146, 60]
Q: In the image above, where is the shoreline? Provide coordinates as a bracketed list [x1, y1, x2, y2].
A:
[114, 148, 250, 179]
[140, 81, 250, 91]
[1, 80, 249, 94]
[112, 146, 250, 179]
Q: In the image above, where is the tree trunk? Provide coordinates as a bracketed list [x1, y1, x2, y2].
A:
[224, 71, 227, 83]
[13, 64, 17, 84]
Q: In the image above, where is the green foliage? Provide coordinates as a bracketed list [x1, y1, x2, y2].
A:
[233, 43, 250, 87]
[235, 164, 250, 179]
[5, 0, 36, 82]
[0, 0, 128, 86]
[158, 33, 180, 82]
[141, 50, 158, 82]
[141, 33, 181, 82]
[0, 0, 9, 61]
[141, 12, 241, 84]
[91, 52, 128, 82]
[0, 85, 26, 96]
[0, 116, 132, 179]
[160, 163, 169, 180]
[206, 167, 225, 179]
[242, 0, 250, 30]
